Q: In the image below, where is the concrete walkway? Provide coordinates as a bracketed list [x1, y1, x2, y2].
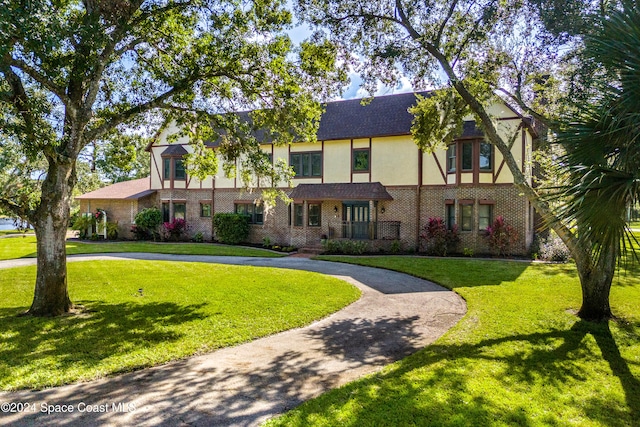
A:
[0, 254, 466, 427]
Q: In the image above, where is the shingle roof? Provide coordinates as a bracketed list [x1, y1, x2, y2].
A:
[75, 178, 155, 200]
[315, 91, 430, 140]
[289, 182, 394, 201]
[161, 145, 188, 156]
[460, 120, 484, 138]
[205, 92, 488, 146]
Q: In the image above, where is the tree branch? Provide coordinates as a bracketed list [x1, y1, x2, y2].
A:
[497, 87, 558, 132]
[86, 81, 190, 141]
[8, 58, 71, 106]
[0, 66, 40, 149]
[394, 0, 422, 40]
[435, 0, 460, 48]
[452, 0, 498, 68]
[0, 195, 31, 222]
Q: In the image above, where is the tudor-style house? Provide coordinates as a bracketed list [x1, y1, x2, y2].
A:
[78, 92, 538, 254]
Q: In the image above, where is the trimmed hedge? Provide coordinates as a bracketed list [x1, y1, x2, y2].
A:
[213, 213, 250, 244]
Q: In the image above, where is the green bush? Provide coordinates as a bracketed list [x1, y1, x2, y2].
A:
[72, 215, 94, 239]
[322, 239, 369, 255]
[106, 222, 119, 240]
[213, 213, 250, 244]
[133, 207, 162, 240]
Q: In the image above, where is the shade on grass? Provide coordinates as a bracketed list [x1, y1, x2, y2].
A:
[267, 256, 640, 427]
[0, 261, 360, 391]
[0, 236, 282, 260]
[0, 230, 29, 236]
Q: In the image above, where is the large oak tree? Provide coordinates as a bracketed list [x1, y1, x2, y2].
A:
[295, 0, 630, 320]
[0, 0, 343, 316]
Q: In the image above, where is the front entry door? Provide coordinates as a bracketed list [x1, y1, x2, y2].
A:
[343, 202, 370, 239]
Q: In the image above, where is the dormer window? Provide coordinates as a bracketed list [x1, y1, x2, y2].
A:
[161, 145, 188, 181]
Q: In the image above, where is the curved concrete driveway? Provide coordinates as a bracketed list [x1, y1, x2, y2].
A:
[0, 254, 466, 426]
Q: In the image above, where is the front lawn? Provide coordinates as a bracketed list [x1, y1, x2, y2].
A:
[0, 229, 30, 236]
[0, 261, 360, 390]
[0, 236, 282, 260]
[267, 256, 640, 426]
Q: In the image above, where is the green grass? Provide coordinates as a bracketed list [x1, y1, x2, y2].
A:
[0, 260, 360, 391]
[267, 256, 640, 427]
[0, 236, 282, 260]
[630, 221, 640, 229]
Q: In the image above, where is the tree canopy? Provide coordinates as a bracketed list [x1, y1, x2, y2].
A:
[0, 0, 344, 316]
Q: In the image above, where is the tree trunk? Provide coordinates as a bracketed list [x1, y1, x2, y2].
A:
[27, 161, 75, 316]
[574, 246, 616, 321]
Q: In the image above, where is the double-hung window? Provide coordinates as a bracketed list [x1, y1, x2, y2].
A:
[461, 142, 473, 171]
[446, 144, 456, 173]
[479, 142, 492, 171]
[460, 203, 473, 231]
[291, 203, 304, 226]
[200, 203, 212, 218]
[308, 203, 321, 226]
[446, 203, 456, 230]
[478, 204, 493, 230]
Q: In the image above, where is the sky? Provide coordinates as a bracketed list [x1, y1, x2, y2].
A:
[286, 5, 415, 100]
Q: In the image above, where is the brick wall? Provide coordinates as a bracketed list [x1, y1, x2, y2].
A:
[147, 183, 532, 254]
[158, 189, 214, 240]
[420, 184, 531, 255]
[377, 186, 419, 249]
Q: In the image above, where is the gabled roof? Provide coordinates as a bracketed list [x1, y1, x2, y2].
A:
[289, 182, 394, 201]
[75, 178, 155, 200]
[161, 145, 188, 156]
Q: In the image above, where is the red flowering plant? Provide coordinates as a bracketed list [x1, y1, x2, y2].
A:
[94, 209, 106, 222]
[419, 217, 460, 256]
[484, 216, 519, 257]
[161, 218, 188, 241]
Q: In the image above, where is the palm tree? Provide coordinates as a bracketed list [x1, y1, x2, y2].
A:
[556, 0, 640, 319]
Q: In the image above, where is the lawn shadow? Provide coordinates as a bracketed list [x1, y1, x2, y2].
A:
[0, 308, 431, 426]
[304, 315, 423, 364]
[0, 301, 206, 390]
[282, 319, 640, 426]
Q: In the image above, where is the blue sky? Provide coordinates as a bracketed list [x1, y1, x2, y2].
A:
[286, 4, 415, 100]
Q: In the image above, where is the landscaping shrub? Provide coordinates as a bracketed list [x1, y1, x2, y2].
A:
[72, 215, 94, 239]
[161, 218, 188, 241]
[213, 213, 250, 244]
[106, 222, 119, 240]
[390, 239, 402, 254]
[193, 232, 204, 243]
[322, 239, 369, 255]
[419, 217, 460, 256]
[72, 210, 113, 239]
[484, 216, 519, 257]
[539, 234, 571, 262]
[133, 207, 162, 240]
